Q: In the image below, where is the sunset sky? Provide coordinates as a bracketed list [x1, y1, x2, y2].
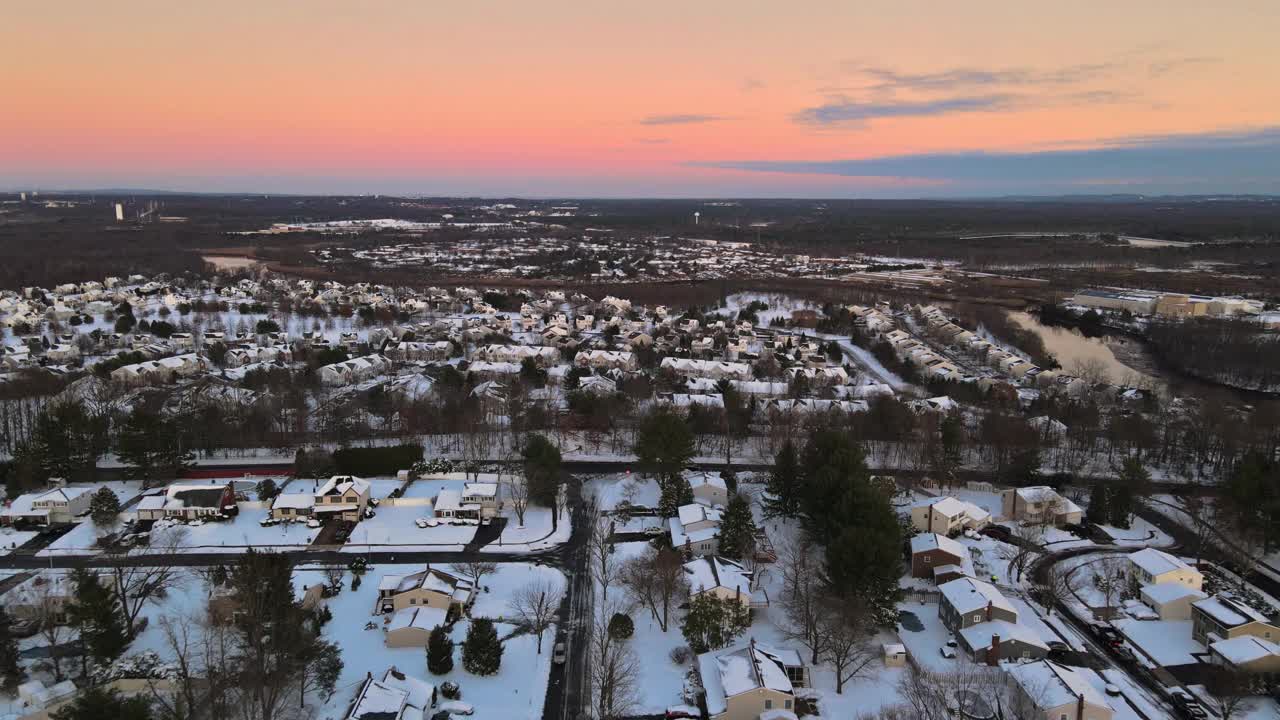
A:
[3, 1, 1278, 197]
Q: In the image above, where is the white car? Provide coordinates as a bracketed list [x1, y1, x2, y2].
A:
[426, 518, 440, 527]
[306, 518, 321, 529]
[415, 518, 429, 529]
[940, 646, 957, 659]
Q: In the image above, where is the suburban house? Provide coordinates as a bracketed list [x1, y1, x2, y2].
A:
[1208, 635, 1280, 675]
[574, 349, 637, 371]
[1, 485, 94, 526]
[909, 533, 972, 581]
[1000, 486, 1083, 527]
[384, 605, 451, 648]
[270, 493, 317, 521]
[1006, 661, 1114, 720]
[433, 482, 500, 521]
[312, 475, 372, 523]
[7, 571, 113, 625]
[938, 577, 1018, 631]
[909, 496, 990, 535]
[697, 640, 807, 720]
[377, 567, 473, 614]
[345, 667, 436, 720]
[1140, 583, 1208, 621]
[958, 619, 1049, 664]
[318, 355, 391, 387]
[684, 556, 767, 610]
[1128, 548, 1203, 590]
[1191, 595, 1280, 646]
[687, 471, 729, 507]
[136, 482, 237, 521]
[670, 503, 723, 557]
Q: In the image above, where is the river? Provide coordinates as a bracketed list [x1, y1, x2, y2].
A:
[1006, 311, 1161, 388]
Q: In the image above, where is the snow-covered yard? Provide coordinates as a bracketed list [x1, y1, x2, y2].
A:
[1095, 516, 1174, 548]
[1113, 619, 1204, 666]
[0, 527, 37, 555]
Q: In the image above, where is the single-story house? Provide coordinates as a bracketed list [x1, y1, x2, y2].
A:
[909, 533, 971, 581]
[136, 482, 237, 521]
[344, 667, 436, 720]
[1140, 582, 1208, 622]
[385, 605, 451, 648]
[684, 555, 767, 610]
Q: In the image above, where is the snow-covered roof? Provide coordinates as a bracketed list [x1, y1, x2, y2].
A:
[272, 493, 315, 510]
[1211, 635, 1280, 666]
[1007, 660, 1110, 710]
[685, 556, 752, 597]
[910, 532, 967, 558]
[1193, 595, 1272, 627]
[380, 567, 473, 603]
[685, 471, 727, 492]
[462, 482, 497, 498]
[316, 475, 369, 498]
[669, 517, 720, 547]
[346, 667, 435, 720]
[958, 620, 1048, 653]
[1129, 548, 1196, 578]
[1140, 582, 1206, 606]
[939, 577, 1016, 617]
[698, 641, 799, 715]
[677, 503, 723, 527]
[387, 605, 449, 633]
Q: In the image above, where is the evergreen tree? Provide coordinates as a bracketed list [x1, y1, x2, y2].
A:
[68, 568, 129, 670]
[461, 618, 503, 676]
[427, 625, 455, 675]
[50, 686, 152, 720]
[255, 478, 280, 501]
[634, 408, 695, 486]
[522, 434, 563, 510]
[0, 607, 24, 693]
[89, 487, 122, 526]
[823, 495, 904, 627]
[608, 612, 634, 640]
[1087, 481, 1110, 524]
[681, 593, 749, 653]
[1109, 481, 1134, 529]
[658, 477, 694, 518]
[717, 493, 756, 560]
[763, 440, 801, 518]
[116, 408, 194, 487]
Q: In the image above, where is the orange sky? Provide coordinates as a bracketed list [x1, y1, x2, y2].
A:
[3, 1, 1278, 196]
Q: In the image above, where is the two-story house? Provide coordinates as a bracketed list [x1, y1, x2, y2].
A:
[312, 475, 371, 523]
[670, 503, 723, 558]
[377, 567, 473, 615]
[1128, 548, 1203, 590]
[909, 533, 972, 582]
[1000, 486, 1083, 527]
[1191, 595, 1280, 646]
[909, 496, 991, 535]
[697, 640, 807, 720]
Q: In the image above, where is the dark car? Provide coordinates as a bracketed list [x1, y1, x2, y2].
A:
[979, 525, 1012, 542]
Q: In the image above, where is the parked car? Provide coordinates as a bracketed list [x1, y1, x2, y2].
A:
[415, 518, 430, 529]
[980, 525, 1012, 542]
[306, 518, 321, 529]
[1170, 689, 1208, 719]
[553, 642, 567, 664]
[940, 646, 957, 659]
[1104, 684, 1121, 696]
[364, 508, 376, 519]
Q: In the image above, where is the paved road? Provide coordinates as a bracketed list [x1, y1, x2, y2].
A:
[543, 473, 593, 720]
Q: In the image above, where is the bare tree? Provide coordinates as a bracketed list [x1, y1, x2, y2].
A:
[817, 597, 877, 694]
[104, 536, 187, 638]
[33, 578, 73, 682]
[507, 471, 531, 526]
[1071, 357, 1112, 386]
[323, 563, 345, 595]
[1178, 483, 1217, 564]
[778, 537, 825, 664]
[509, 578, 563, 654]
[1091, 556, 1128, 622]
[588, 599, 641, 720]
[1033, 564, 1080, 617]
[449, 560, 498, 591]
[621, 546, 687, 632]
[1002, 523, 1044, 584]
[1203, 668, 1258, 720]
[588, 512, 621, 605]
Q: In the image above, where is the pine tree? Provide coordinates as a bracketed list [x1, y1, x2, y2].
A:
[427, 625, 455, 675]
[658, 477, 694, 518]
[461, 618, 503, 676]
[1109, 481, 1134, 529]
[50, 686, 153, 720]
[717, 493, 756, 560]
[634, 408, 695, 486]
[1087, 481, 1110, 524]
[608, 612, 634, 640]
[681, 593, 749, 654]
[68, 568, 129, 670]
[0, 607, 25, 693]
[822, 482, 904, 627]
[89, 487, 122, 526]
[763, 440, 801, 518]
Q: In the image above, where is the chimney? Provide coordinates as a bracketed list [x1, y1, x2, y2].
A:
[1077, 693, 1086, 720]
[988, 635, 1000, 666]
[986, 600, 993, 622]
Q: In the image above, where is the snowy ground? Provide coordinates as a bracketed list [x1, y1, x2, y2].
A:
[309, 562, 565, 719]
[1095, 516, 1174, 548]
[584, 473, 659, 511]
[0, 527, 37, 555]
